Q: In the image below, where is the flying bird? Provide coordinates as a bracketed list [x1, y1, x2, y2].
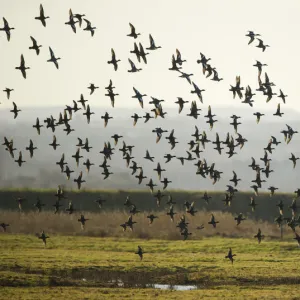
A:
[3, 88, 14, 100]
[0, 17, 15, 41]
[127, 23, 140, 39]
[47, 47, 61, 69]
[245, 31, 260, 44]
[256, 38, 270, 52]
[225, 248, 236, 264]
[10, 102, 21, 119]
[146, 34, 161, 50]
[108, 48, 121, 71]
[35, 4, 49, 27]
[29, 36, 42, 55]
[65, 9, 77, 33]
[15, 55, 30, 79]
[132, 87, 146, 108]
[128, 58, 142, 73]
[83, 19, 96, 36]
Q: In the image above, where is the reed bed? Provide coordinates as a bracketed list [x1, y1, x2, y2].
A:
[0, 210, 290, 240]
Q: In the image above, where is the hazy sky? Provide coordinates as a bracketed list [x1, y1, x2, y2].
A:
[0, 1, 299, 193]
[0, 0, 300, 114]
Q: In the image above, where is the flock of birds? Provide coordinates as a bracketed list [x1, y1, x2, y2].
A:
[0, 6, 300, 264]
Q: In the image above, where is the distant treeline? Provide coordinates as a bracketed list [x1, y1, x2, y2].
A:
[0, 189, 295, 222]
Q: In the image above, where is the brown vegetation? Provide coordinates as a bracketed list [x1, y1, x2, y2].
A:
[0, 210, 290, 240]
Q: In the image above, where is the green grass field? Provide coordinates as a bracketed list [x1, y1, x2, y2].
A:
[1, 188, 298, 298]
[1, 234, 300, 299]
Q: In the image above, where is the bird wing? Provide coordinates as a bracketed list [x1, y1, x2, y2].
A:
[111, 48, 115, 59]
[171, 54, 176, 64]
[139, 42, 144, 53]
[156, 134, 161, 143]
[54, 59, 59, 69]
[3, 17, 8, 27]
[149, 34, 154, 46]
[83, 18, 91, 26]
[128, 58, 135, 69]
[170, 129, 174, 138]
[257, 38, 263, 46]
[129, 23, 135, 32]
[248, 35, 255, 44]
[40, 4, 44, 15]
[192, 81, 197, 91]
[20, 54, 25, 67]
[133, 41, 139, 51]
[265, 72, 269, 84]
[176, 48, 181, 60]
[49, 47, 55, 58]
[132, 86, 139, 95]
[30, 36, 37, 45]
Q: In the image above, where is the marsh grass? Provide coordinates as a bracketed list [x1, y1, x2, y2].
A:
[1, 189, 299, 299]
[0, 210, 290, 240]
[0, 234, 300, 299]
[2, 286, 300, 300]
